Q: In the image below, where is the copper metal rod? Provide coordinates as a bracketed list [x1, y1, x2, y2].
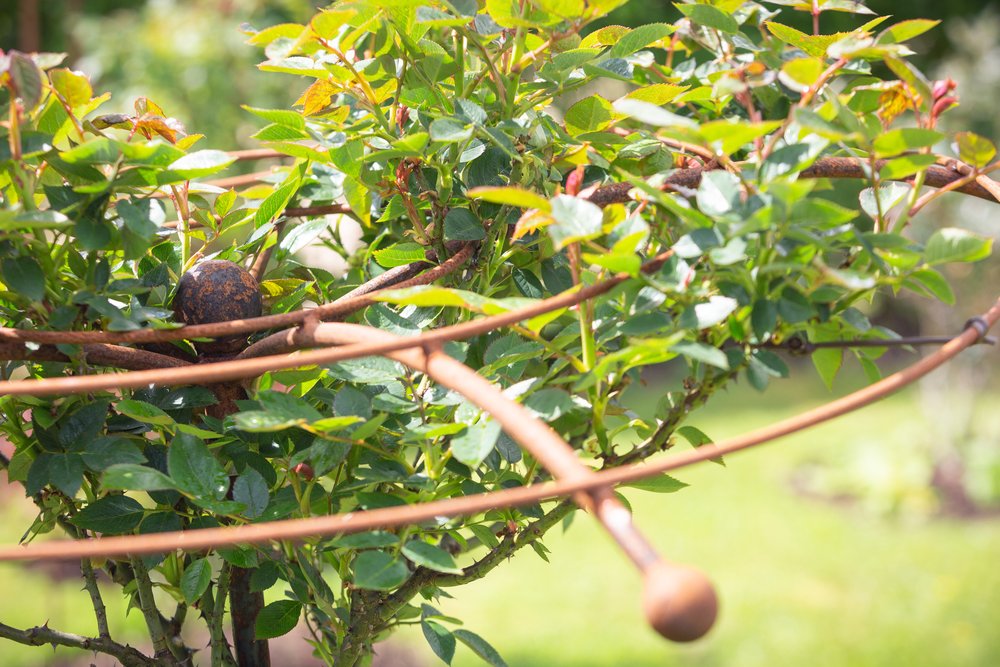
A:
[0, 297, 992, 565]
[0, 243, 475, 347]
[0, 249, 672, 396]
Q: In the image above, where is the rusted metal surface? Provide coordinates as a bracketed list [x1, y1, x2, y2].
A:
[173, 260, 263, 354]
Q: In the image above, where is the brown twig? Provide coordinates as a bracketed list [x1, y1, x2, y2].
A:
[0, 620, 155, 666]
[0, 243, 475, 348]
[0, 341, 192, 370]
[0, 247, 667, 396]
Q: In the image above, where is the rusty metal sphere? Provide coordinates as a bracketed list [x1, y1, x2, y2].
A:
[641, 562, 718, 642]
[172, 260, 262, 355]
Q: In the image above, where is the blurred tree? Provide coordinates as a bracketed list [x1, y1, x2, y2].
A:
[0, 0, 316, 151]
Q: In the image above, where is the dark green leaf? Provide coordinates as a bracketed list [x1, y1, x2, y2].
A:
[624, 473, 688, 493]
[72, 495, 145, 534]
[1, 257, 45, 303]
[353, 550, 410, 590]
[444, 208, 485, 241]
[454, 629, 508, 667]
[117, 399, 174, 426]
[168, 433, 229, 501]
[402, 540, 464, 574]
[255, 600, 302, 639]
[423, 620, 457, 664]
[233, 469, 270, 519]
[102, 464, 177, 492]
[181, 558, 213, 604]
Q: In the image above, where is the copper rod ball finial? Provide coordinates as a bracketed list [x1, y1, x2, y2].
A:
[642, 563, 719, 642]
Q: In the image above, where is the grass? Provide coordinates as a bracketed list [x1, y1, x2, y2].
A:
[394, 370, 1000, 667]
[0, 370, 997, 666]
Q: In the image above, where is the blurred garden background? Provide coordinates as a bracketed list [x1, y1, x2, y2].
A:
[1, 0, 998, 665]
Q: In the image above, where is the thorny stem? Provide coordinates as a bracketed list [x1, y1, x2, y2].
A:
[202, 563, 238, 667]
[130, 556, 181, 666]
[0, 619, 157, 667]
[81, 558, 111, 639]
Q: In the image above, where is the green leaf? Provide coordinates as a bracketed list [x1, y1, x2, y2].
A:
[232, 411, 303, 432]
[700, 120, 781, 156]
[215, 189, 237, 217]
[423, 620, 457, 665]
[697, 171, 741, 217]
[872, 128, 943, 158]
[167, 150, 236, 178]
[672, 341, 729, 370]
[454, 629, 508, 667]
[168, 433, 229, 501]
[60, 401, 110, 449]
[924, 228, 993, 265]
[242, 106, 306, 130]
[403, 540, 464, 574]
[524, 388, 574, 421]
[116, 399, 175, 426]
[353, 550, 410, 590]
[28, 453, 84, 497]
[375, 286, 478, 309]
[10, 52, 43, 111]
[332, 531, 400, 549]
[468, 187, 551, 211]
[693, 296, 738, 329]
[255, 600, 302, 639]
[622, 83, 689, 106]
[612, 98, 697, 128]
[373, 243, 427, 268]
[49, 67, 92, 107]
[102, 464, 177, 492]
[879, 154, 937, 180]
[254, 179, 298, 227]
[233, 469, 270, 519]
[812, 348, 842, 389]
[430, 118, 473, 143]
[624, 473, 689, 493]
[83, 437, 145, 471]
[607, 23, 674, 59]
[676, 3, 739, 34]
[878, 19, 940, 44]
[954, 132, 997, 168]
[859, 182, 911, 221]
[72, 495, 145, 534]
[451, 416, 502, 468]
[467, 524, 500, 549]
[751, 300, 778, 340]
[564, 96, 614, 136]
[181, 558, 213, 604]
[547, 195, 603, 249]
[1, 257, 45, 303]
[906, 268, 954, 304]
[444, 208, 485, 241]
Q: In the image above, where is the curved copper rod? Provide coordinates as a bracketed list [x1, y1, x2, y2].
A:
[0, 250, 673, 397]
[313, 323, 716, 640]
[0, 298, 993, 567]
[0, 243, 475, 347]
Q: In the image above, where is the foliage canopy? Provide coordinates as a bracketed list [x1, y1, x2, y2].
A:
[0, 0, 995, 665]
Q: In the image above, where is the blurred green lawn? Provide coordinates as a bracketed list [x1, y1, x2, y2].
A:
[396, 373, 1000, 667]
[0, 372, 997, 666]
